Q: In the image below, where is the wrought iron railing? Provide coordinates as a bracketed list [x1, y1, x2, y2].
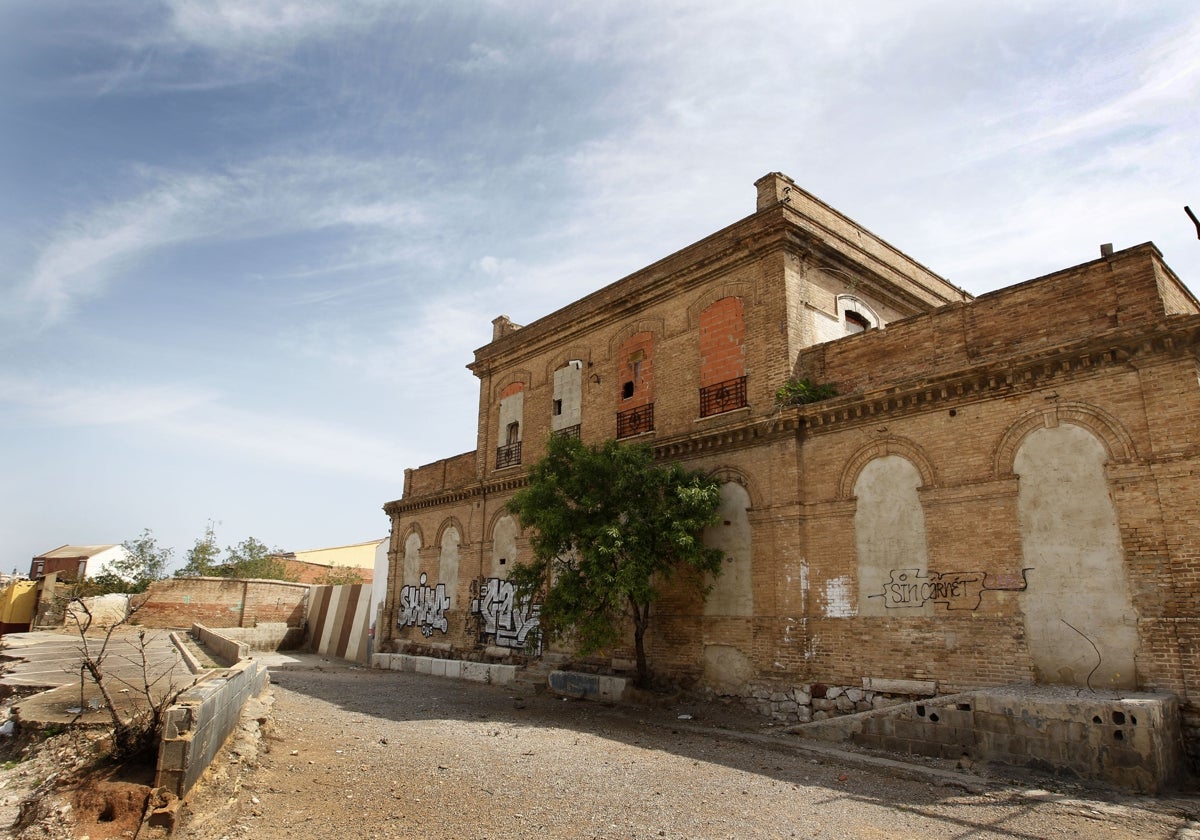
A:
[616, 403, 654, 438]
[551, 424, 581, 440]
[496, 440, 522, 469]
[699, 376, 748, 417]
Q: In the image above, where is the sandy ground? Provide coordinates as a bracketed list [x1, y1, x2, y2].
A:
[171, 663, 1200, 840]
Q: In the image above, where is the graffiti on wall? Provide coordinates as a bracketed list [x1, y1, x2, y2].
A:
[469, 577, 540, 651]
[397, 573, 450, 636]
[869, 568, 1030, 611]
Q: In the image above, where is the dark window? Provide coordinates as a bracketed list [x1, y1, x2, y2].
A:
[506, 421, 520, 445]
[552, 399, 562, 416]
[622, 381, 634, 399]
[845, 310, 870, 333]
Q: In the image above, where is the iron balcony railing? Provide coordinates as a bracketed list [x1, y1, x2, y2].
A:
[616, 403, 654, 439]
[551, 424, 581, 440]
[699, 375, 748, 417]
[496, 440, 522, 469]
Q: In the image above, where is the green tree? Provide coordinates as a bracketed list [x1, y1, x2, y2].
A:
[223, 536, 295, 581]
[103, 528, 172, 593]
[175, 521, 221, 577]
[506, 435, 725, 687]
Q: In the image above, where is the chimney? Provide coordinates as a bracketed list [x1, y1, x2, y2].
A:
[491, 315, 523, 341]
[1100, 243, 1114, 258]
[754, 172, 797, 212]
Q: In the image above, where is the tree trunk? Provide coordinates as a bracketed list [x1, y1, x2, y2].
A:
[632, 599, 650, 688]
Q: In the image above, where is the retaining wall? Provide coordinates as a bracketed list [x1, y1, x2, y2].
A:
[217, 622, 304, 651]
[794, 685, 1186, 793]
[371, 652, 515, 685]
[155, 658, 269, 797]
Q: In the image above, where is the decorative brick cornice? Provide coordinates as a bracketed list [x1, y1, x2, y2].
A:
[383, 472, 532, 518]
[800, 319, 1200, 436]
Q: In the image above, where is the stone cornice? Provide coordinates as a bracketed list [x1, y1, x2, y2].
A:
[799, 319, 1200, 436]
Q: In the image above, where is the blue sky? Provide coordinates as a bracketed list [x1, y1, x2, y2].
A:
[2, 0, 1198, 572]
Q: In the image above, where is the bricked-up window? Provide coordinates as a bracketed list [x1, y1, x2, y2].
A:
[699, 297, 747, 416]
[496, 382, 524, 469]
[616, 332, 654, 437]
[552, 360, 582, 434]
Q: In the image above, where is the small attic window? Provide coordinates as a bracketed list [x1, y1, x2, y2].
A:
[845, 310, 871, 334]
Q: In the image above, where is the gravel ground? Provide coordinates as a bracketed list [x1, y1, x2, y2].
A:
[174, 663, 1200, 840]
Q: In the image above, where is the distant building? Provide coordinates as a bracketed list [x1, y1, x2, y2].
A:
[276, 539, 382, 584]
[30, 544, 128, 582]
[378, 172, 1200, 747]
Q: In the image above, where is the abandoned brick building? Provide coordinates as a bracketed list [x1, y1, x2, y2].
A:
[380, 172, 1200, 747]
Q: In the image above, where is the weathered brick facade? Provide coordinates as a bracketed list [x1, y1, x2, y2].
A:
[381, 173, 1200, 749]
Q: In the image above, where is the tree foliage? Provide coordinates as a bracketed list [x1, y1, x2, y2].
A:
[175, 521, 221, 578]
[774, 377, 839, 406]
[89, 528, 172, 594]
[506, 435, 724, 687]
[223, 536, 294, 581]
[174, 524, 294, 581]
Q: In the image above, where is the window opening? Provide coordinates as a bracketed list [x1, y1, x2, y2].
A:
[622, 381, 635, 399]
[845, 310, 870, 333]
[506, 422, 520, 445]
[552, 399, 562, 416]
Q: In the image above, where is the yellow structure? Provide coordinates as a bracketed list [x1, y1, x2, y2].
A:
[0, 580, 37, 634]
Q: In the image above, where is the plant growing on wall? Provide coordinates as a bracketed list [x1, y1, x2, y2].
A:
[774, 377, 839, 406]
[505, 434, 724, 688]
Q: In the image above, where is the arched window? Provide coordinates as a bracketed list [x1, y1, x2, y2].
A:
[837, 295, 879, 336]
[496, 383, 524, 469]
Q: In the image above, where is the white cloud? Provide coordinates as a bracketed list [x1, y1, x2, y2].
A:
[0, 377, 216, 427]
[10, 155, 434, 326]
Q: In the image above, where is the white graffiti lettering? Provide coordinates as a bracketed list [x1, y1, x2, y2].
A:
[470, 577, 540, 650]
[398, 572, 450, 636]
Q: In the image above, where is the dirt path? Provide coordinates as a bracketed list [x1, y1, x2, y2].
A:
[174, 664, 1199, 840]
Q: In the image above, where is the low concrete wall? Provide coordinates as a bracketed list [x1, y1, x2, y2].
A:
[548, 670, 627, 702]
[192, 624, 249, 667]
[155, 658, 269, 797]
[793, 685, 1186, 793]
[214, 622, 304, 651]
[370, 653, 515, 686]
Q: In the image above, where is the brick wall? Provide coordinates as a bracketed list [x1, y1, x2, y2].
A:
[699, 296, 745, 387]
[134, 578, 309, 629]
[381, 176, 1200, 754]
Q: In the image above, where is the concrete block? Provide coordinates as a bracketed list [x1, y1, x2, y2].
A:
[414, 656, 433, 675]
[430, 658, 447, 677]
[444, 659, 462, 679]
[461, 661, 491, 683]
[862, 677, 936, 696]
[489, 664, 517, 686]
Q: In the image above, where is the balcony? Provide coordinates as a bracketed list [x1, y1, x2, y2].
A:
[616, 403, 654, 439]
[551, 424, 581, 440]
[495, 440, 522, 469]
[699, 376, 748, 417]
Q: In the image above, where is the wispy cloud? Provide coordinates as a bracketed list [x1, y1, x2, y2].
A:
[10, 155, 433, 326]
[0, 377, 216, 427]
[0, 372, 411, 482]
